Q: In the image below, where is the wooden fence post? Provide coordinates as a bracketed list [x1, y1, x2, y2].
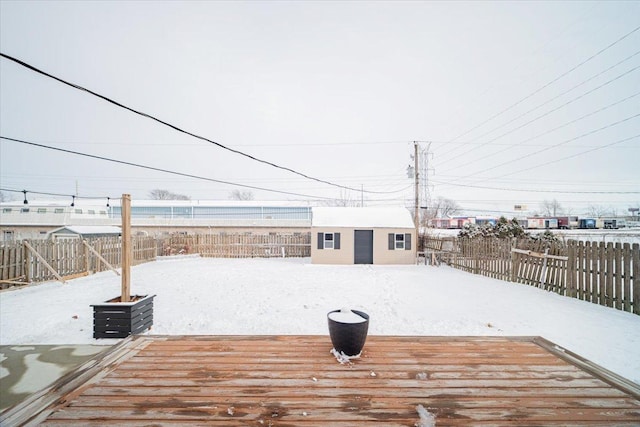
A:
[567, 241, 576, 298]
[539, 248, 549, 289]
[633, 243, 639, 315]
[23, 241, 30, 283]
[623, 243, 631, 313]
[121, 194, 132, 302]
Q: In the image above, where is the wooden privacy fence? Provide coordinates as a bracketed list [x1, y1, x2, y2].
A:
[0, 237, 157, 288]
[567, 240, 640, 313]
[159, 233, 311, 258]
[1, 233, 311, 287]
[510, 240, 569, 295]
[428, 236, 639, 315]
[444, 238, 514, 281]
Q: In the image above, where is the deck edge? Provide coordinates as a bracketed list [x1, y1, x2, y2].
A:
[0, 335, 152, 426]
[533, 336, 640, 399]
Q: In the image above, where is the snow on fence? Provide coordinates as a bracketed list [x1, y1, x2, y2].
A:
[426, 236, 639, 315]
[0, 233, 311, 287]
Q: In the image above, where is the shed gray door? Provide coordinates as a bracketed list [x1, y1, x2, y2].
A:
[354, 230, 373, 264]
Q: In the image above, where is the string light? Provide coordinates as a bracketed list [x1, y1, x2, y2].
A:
[22, 190, 28, 205]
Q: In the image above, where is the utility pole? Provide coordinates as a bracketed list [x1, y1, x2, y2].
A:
[420, 142, 432, 226]
[414, 141, 419, 239]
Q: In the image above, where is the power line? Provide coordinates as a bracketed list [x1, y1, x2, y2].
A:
[0, 52, 387, 195]
[445, 91, 640, 173]
[434, 175, 639, 187]
[0, 136, 336, 200]
[436, 24, 640, 159]
[438, 52, 640, 166]
[31, 138, 629, 149]
[430, 176, 640, 194]
[449, 109, 640, 181]
[1, 135, 414, 196]
[433, 2, 600, 147]
[458, 116, 640, 182]
[491, 133, 640, 180]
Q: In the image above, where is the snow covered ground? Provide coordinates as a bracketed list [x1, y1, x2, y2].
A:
[1, 255, 639, 385]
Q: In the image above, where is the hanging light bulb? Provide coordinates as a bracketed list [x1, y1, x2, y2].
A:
[71, 195, 75, 207]
[23, 190, 28, 205]
[106, 197, 110, 208]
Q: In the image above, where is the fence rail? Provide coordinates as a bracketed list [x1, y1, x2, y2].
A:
[0, 237, 157, 287]
[159, 233, 311, 258]
[1, 233, 311, 288]
[427, 236, 639, 315]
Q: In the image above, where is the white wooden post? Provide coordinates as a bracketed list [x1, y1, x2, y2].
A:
[539, 248, 549, 288]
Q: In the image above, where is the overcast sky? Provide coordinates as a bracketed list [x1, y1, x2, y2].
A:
[1, 1, 638, 216]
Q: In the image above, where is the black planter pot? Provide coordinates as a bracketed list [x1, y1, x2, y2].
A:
[327, 309, 369, 356]
[92, 294, 155, 339]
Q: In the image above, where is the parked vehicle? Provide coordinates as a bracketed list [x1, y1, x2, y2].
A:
[603, 218, 626, 229]
[428, 215, 630, 230]
[579, 218, 603, 229]
[527, 217, 558, 229]
[555, 216, 579, 229]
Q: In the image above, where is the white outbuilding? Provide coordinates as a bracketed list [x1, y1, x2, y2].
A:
[311, 207, 416, 265]
[48, 225, 122, 240]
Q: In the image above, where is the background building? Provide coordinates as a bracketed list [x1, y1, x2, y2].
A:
[0, 199, 313, 241]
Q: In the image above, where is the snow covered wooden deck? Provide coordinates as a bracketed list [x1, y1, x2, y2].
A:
[7, 335, 640, 426]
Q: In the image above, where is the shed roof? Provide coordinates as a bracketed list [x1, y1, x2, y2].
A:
[49, 226, 121, 235]
[312, 207, 414, 228]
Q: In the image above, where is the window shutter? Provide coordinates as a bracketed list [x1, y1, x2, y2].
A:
[388, 233, 394, 250]
[334, 233, 341, 250]
[317, 232, 324, 250]
[405, 233, 412, 250]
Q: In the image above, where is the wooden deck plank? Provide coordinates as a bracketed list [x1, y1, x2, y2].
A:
[63, 395, 640, 410]
[3, 335, 638, 426]
[44, 406, 640, 422]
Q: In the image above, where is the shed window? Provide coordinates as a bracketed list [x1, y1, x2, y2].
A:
[3, 208, 12, 213]
[21, 208, 29, 213]
[324, 233, 334, 249]
[54, 208, 64, 214]
[317, 232, 340, 250]
[388, 233, 412, 251]
[75, 209, 83, 214]
[37, 208, 47, 214]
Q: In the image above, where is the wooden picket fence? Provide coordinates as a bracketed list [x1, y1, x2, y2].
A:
[510, 240, 569, 295]
[427, 236, 639, 315]
[567, 240, 640, 313]
[159, 233, 311, 258]
[0, 237, 157, 288]
[0, 233, 311, 287]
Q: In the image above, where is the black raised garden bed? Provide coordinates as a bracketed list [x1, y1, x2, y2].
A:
[92, 294, 155, 339]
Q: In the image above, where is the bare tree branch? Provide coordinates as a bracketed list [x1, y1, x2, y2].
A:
[229, 190, 254, 201]
[149, 189, 190, 200]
